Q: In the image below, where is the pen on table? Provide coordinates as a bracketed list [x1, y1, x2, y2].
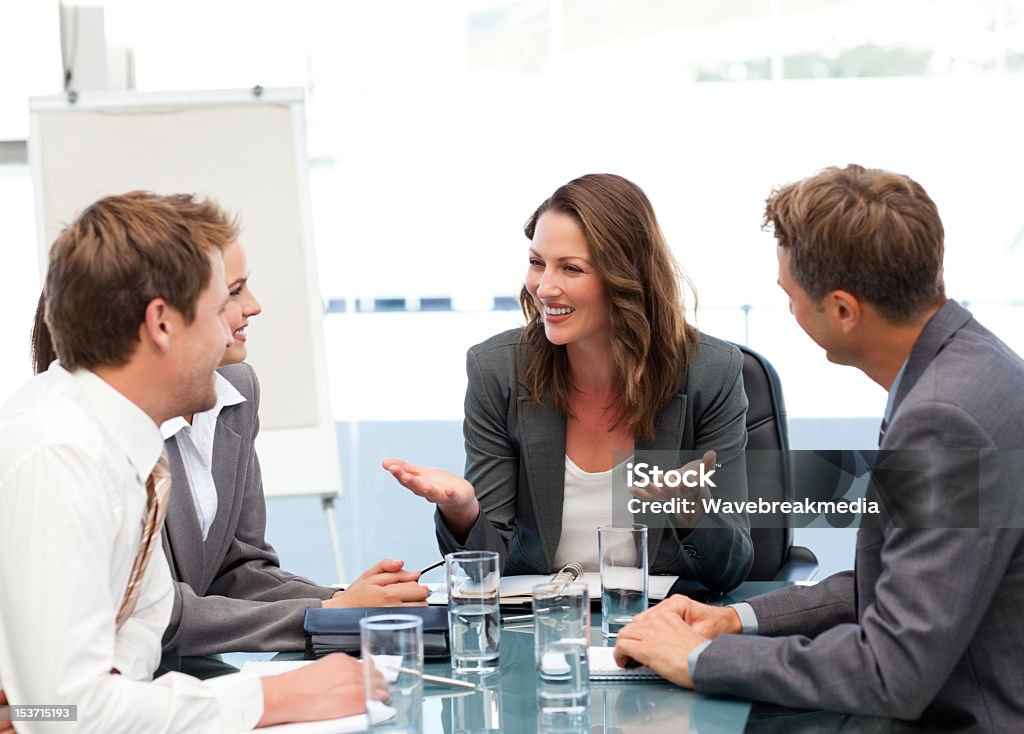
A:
[501, 613, 534, 623]
[418, 559, 445, 575]
[397, 667, 478, 689]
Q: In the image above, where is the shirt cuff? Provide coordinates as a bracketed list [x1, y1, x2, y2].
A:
[729, 602, 759, 634]
[687, 640, 712, 680]
[206, 672, 264, 731]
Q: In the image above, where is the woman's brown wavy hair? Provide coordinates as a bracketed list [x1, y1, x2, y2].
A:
[518, 173, 699, 441]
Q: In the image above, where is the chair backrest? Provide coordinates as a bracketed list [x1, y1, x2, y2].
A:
[734, 343, 794, 581]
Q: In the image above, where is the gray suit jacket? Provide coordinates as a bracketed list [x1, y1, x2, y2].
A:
[435, 328, 754, 592]
[160, 363, 334, 657]
[695, 301, 1024, 730]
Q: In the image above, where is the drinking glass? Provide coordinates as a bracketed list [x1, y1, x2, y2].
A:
[533, 581, 590, 725]
[598, 524, 648, 638]
[360, 614, 424, 733]
[446, 551, 501, 673]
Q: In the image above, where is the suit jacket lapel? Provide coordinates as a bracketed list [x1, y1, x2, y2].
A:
[517, 384, 688, 570]
[517, 393, 567, 570]
[635, 392, 688, 567]
[163, 437, 206, 587]
[203, 415, 242, 590]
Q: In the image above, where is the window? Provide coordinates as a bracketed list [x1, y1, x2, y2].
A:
[3, 0, 1022, 419]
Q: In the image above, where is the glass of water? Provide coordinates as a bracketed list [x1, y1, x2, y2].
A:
[446, 550, 501, 673]
[598, 524, 648, 638]
[360, 614, 424, 733]
[533, 581, 590, 726]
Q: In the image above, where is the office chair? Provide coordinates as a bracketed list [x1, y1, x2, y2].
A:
[735, 343, 819, 582]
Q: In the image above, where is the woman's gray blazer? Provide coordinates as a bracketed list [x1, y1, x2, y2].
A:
[160, 363, 335, 660]
[435, 328, 754, 592]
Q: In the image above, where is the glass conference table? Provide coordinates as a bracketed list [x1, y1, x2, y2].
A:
[278, 581, 894, 733]
[421, 581, 894, 734]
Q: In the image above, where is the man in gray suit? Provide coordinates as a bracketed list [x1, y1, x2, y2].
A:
[613, 164, 1024, 730]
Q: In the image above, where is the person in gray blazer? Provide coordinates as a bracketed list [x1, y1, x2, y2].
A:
[158, 239, 430, 675]
[34, 239, 430, 678]
[613, 164, 1024, 731]
[385, 173, 754, 592]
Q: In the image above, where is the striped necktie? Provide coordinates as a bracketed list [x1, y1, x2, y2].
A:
[115, 450, 172, 630]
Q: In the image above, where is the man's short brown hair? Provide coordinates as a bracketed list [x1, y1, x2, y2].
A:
[45, 191, 238, 371]
[764, 164, 945, 324]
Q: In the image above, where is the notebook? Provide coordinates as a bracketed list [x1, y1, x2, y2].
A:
[588, 646, 663, 681]
[499, 562, 585, 604]
[499, 572, 681, 605]
[426, 567, 717, 606]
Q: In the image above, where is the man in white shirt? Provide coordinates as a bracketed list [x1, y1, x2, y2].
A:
[0, 192, 382, 733]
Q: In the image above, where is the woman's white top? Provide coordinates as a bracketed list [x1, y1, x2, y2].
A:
[552, 455, 631, 572]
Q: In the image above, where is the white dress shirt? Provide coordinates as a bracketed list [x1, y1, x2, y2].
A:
[0, 363, 263, 733]
[160, 374, 245, 540]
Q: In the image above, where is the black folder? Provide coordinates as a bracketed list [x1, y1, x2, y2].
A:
[303, 606, 451, 661]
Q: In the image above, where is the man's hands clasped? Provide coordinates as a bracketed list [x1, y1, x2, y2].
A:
[612, 594, 742, 688]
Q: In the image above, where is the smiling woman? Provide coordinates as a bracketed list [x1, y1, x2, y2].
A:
[525, 210, 612, 350]
[221, 239, 263, 366]
[152, 238, 430, 678]
[384, 173, 755, 592]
